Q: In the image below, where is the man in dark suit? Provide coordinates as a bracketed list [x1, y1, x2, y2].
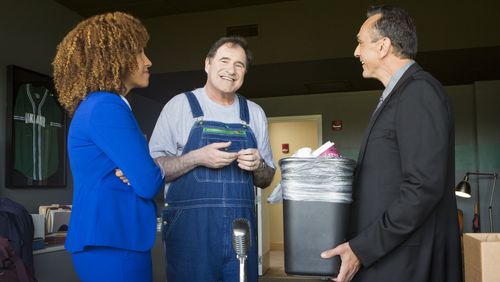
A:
[321, 5, 463, 282]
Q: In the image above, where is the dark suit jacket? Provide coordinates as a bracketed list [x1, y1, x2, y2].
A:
[349, 64, 463, 282]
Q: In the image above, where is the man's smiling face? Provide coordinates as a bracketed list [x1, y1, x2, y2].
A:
[354, 13, 384, 80]
[205, 43, 247, 96]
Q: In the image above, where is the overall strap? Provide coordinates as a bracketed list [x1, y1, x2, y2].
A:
[237, 94, 250, 124]
[184, 91, 204, 118]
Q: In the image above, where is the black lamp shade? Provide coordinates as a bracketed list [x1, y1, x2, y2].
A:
[455, 180, 471, 198]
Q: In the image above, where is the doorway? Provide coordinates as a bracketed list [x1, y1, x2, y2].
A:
[257, 115, 322, 277]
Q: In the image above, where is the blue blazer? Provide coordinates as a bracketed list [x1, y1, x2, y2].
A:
[65, 91, 163, 253]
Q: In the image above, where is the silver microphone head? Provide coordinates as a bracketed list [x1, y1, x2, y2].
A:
[232, 218, 250, 259]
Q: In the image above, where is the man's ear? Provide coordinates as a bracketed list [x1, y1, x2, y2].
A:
[204, 57, 211, 73]
[379, 37, 391, 58]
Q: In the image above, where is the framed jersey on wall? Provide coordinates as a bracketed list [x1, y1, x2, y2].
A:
[5, 65, 67, 188]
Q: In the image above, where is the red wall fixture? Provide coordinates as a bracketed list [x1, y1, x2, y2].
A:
[332, 120, 342, 131]
[282, 143, 290, 153]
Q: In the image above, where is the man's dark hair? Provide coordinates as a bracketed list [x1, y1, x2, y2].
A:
[206, 36, 253, 68]
[367, 5, 417, 59]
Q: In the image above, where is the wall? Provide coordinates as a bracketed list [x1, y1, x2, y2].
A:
[138, 0, 500, 232]
[143, 0, 500, 73]
[0, 0, 82, 212]
[469, 81, 500, 232]
[127, 91, 165, 140]
[253, 81, 500, 232]
[1, 0, 498, 229]
[128, 79, 499, 233]
[254, 90, 377, 160]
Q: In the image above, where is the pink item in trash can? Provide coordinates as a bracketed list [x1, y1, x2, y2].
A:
[312, 141, 340, 158]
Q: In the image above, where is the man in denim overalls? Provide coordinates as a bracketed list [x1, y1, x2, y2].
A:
[150, 36, 275, 281]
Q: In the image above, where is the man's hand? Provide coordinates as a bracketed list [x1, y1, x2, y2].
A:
[115, 168, 130, 186]
[197, 141, 238, 168]
[321, 242, 361, 282]
[154, 142, 237, 182]
[236, 148, 262, 171]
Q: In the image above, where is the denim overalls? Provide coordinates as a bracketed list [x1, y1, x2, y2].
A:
[162, 92, 258, 282]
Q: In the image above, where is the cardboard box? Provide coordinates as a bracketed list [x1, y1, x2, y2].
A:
[463, 233, 500, 282]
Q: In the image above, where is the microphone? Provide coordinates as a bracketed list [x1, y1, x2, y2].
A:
[232, 218, 251, 282]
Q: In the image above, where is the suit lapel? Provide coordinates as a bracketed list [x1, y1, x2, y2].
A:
[355, 64, 423, 176]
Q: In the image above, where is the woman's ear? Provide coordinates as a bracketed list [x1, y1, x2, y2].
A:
[204, 57, 211, 74]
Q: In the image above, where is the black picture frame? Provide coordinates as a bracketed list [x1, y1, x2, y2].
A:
[5, 65, 67, 188]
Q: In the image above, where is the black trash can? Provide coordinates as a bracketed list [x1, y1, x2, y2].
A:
[280, 157, 356, 278]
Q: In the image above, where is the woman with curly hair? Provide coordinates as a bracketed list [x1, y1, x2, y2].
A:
[53, 12, 164, 282]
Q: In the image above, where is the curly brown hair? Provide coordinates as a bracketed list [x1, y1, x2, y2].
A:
[53, 12, 149, 114]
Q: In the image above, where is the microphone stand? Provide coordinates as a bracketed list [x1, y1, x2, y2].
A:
[238, 255, 247, 282]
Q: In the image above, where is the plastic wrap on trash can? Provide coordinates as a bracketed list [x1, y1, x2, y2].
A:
[279, 157, 356, 203]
